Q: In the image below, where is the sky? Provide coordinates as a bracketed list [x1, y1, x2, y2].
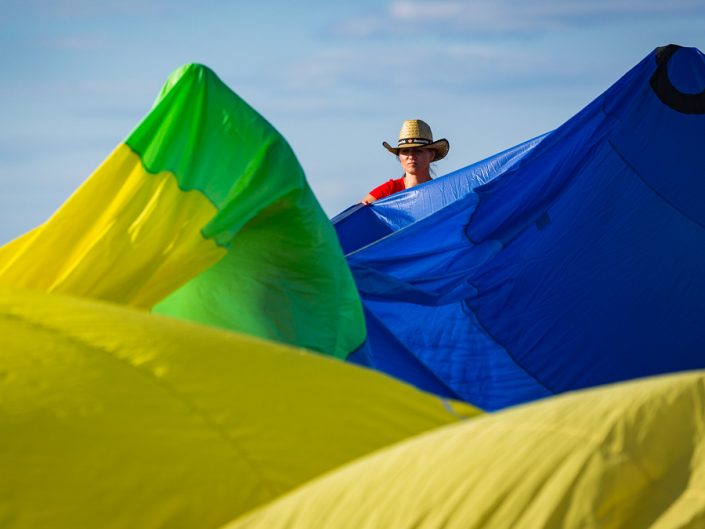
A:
[1, 0, 704, 244]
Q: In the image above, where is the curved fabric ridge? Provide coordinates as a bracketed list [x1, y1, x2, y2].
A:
[225, 370, 705, 529]
[333, 45, 705, 407]
[650, 44, 705, 114]
[0, 146, 224, 305]
[126, 63, 305, 245]
[332, 133, 546, 255]
[0, 287, 479, 529]
[0, 63, 365, 357]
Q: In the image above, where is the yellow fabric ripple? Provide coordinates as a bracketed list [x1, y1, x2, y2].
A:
[0, 145, 225, 307]
[225, 370, 705, 529]
[0, 287, 480, 529]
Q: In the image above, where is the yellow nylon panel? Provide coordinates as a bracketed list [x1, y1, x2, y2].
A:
[0, 145, 225, 307]
[227, 371, 705, 529]
[0, 287, 480, 529]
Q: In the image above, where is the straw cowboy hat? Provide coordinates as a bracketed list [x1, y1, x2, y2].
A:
[383, 119, 449, 161]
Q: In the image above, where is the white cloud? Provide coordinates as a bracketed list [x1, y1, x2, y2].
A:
[333, 16, 389, 38]
[333, 0, 705, 37]
[390, 1, 467, 21]
[276, 39, 580, 107]
[51, 35, 110, 50]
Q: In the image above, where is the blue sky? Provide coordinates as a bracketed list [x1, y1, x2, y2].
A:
[1, 0, 704, 244]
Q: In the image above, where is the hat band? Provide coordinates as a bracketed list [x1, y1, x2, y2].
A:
[397, 138, 432, 147]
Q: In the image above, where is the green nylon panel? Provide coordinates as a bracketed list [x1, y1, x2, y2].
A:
[126, 63, 306, 246]
[127, 63, 364, 358]
[153, 185, 367, 357]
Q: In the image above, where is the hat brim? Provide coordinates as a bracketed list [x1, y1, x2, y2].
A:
[383, 139, 449, 161]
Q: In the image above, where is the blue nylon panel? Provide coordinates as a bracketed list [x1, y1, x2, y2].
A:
[668, 46, 705, 94]
[331, 203, 394, 255]
[335, 134, 546, 255]
[348, 307, 461, 400]
[335, 45, 705, 410]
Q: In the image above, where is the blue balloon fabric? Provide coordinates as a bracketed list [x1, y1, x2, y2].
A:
[334, 45, 705, 411]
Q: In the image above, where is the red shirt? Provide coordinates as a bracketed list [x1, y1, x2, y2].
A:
[368, 177, 406, 200]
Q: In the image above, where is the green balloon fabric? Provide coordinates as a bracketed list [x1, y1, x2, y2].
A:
[0, 63, 365, 359]
[134, 64, 365, 357]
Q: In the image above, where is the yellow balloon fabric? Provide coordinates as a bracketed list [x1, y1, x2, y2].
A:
[0, 64, 366, 358]
[0, 145, 224, 306]
[0, 287, 479, 529]
[226, 371, 705, 529]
